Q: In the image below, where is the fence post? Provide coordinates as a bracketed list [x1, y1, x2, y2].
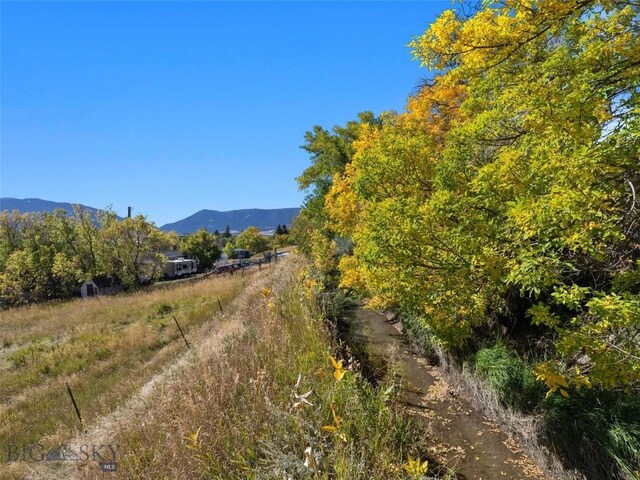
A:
[173, 316, 190, 349]
[65, 382, 85, 431]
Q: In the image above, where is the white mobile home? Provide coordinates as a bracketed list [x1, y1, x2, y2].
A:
[164, 257, 197, 278]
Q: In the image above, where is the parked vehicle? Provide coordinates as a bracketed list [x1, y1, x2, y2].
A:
[214, 264, 235, 274]
[164, 258, 197, 278]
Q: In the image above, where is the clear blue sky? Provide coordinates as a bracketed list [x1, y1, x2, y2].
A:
[1, 1, 449, 226]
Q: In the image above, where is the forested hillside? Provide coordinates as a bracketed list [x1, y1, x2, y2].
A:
[294, 0, 639, 477]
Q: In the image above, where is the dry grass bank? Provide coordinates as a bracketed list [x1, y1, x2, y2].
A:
[31, 256, 424, 480]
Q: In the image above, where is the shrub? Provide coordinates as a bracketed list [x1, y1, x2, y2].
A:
[318, 288, 356, 323]
[474, 343, 544, 412]
[7, 338, 55, 368]
[152, 302, 174, 317]
[543, 390, 640, 479]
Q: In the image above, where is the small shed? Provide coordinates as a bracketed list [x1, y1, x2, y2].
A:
[80, 277, 120, 298]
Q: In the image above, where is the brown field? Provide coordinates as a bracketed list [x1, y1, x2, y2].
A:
[1, 257, 421, 480]
[0, 268, 260, 455]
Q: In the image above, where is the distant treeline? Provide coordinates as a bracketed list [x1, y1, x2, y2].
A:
[0, 206, 293, 305]
[0, 206, 178, 304]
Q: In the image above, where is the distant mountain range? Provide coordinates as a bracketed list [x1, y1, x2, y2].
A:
[159, 208, 300, 234]
[0, 198, 299, 234]
[0, 197, 113, 218]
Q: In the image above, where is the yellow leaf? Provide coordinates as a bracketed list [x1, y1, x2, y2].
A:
[329, 355, 347, 381]
[329, 355, 342, 369]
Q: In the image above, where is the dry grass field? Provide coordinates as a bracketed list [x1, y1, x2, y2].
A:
[1, 256, 422, 480]
[93, 257, 418, 480]
[0, 269, 256, 455]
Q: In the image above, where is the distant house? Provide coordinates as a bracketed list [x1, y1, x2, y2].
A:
[162, 250, 198, 279]
[80, 277, 121, 298]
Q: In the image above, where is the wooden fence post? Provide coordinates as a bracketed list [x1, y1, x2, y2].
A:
[65, 382, 85, 431]
[173, 316, 190, 349]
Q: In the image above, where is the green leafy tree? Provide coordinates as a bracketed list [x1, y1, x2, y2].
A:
[0, 210, 83, 302]
[0, 207, 180, 303]
[0, 211, 29, 272]
[295, 113, 383, 285]
[223, 239, 235, 259]
[272, 224, 291, 248]
[235, 226, 270, 254]
[98, 214, 174, 288]
[290, 210, 323, 258]
[180, 228, 221, 270]
[71, 205, 101, 278]
[297, 112, 382, 222]
[305, 0, 640, 393]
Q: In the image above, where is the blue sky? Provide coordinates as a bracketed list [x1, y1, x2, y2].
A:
[1, 1, 449, 226]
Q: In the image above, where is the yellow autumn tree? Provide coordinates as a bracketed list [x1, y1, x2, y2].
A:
[320, 0, 640, 390]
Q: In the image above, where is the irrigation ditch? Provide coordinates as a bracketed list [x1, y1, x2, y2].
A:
[337, 306, 546, 480]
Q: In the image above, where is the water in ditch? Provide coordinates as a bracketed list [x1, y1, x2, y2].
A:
[342, 307, 546, 480]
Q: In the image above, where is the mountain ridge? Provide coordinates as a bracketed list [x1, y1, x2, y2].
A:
[159, 207, 300, 234]
[1, 198, 299, 234]
[0, 197, 114, 218]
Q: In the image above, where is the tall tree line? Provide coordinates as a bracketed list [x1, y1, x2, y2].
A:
[296, 0, 639, 395]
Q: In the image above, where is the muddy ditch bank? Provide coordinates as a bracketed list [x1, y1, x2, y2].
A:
[339, 307, 546, 480]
